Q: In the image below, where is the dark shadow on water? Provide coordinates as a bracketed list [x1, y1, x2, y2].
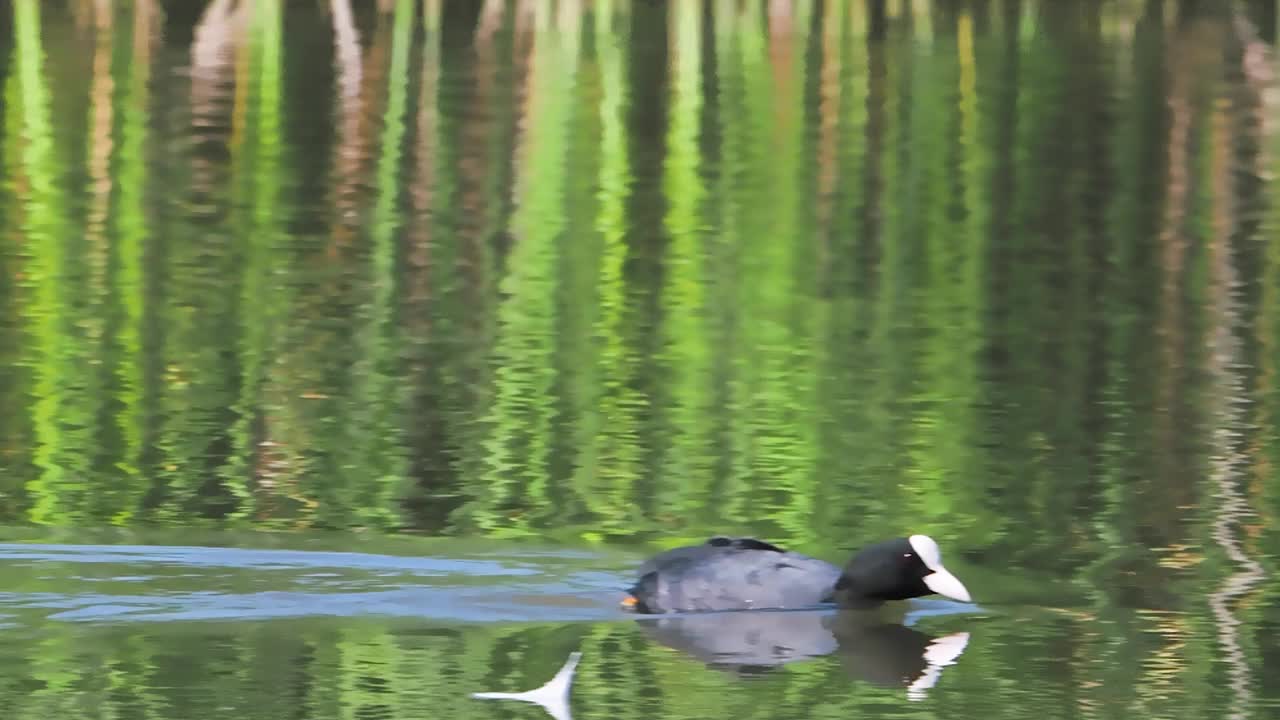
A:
[636, 609, 971, 700]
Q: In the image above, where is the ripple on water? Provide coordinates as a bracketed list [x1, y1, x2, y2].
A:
[0, 542, 636, 627]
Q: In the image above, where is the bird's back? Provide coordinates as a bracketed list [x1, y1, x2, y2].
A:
[628, 537, 841, 613]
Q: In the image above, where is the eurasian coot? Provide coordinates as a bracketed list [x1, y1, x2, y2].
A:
[623, 534, 970, 613]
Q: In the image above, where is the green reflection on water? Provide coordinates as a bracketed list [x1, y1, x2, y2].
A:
[1, 0, 1280, 716]
[0, 589, 1274, 720]
[0, 0, 1274, 567]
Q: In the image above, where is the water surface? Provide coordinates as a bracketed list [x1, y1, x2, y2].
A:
[0, 531, 1047, 719]
[2, 0, 1280, 718]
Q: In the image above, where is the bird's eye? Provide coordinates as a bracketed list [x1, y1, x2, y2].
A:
[903, 553, 912, 558]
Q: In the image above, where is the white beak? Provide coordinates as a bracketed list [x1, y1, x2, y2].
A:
[923, 567, 971, 603]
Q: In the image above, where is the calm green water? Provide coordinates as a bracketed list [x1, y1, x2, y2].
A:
[2, 0, 1280, 717]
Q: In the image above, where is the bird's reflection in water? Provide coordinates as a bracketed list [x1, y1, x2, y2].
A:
[469, 609, 970, 718]
[472, 651, 581, 720]
[639, 608, 970, 700]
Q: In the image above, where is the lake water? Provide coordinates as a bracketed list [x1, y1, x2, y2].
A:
[3, 0, 1280, 717]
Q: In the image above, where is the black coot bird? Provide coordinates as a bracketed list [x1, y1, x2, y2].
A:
[622, 534, 971, 613]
